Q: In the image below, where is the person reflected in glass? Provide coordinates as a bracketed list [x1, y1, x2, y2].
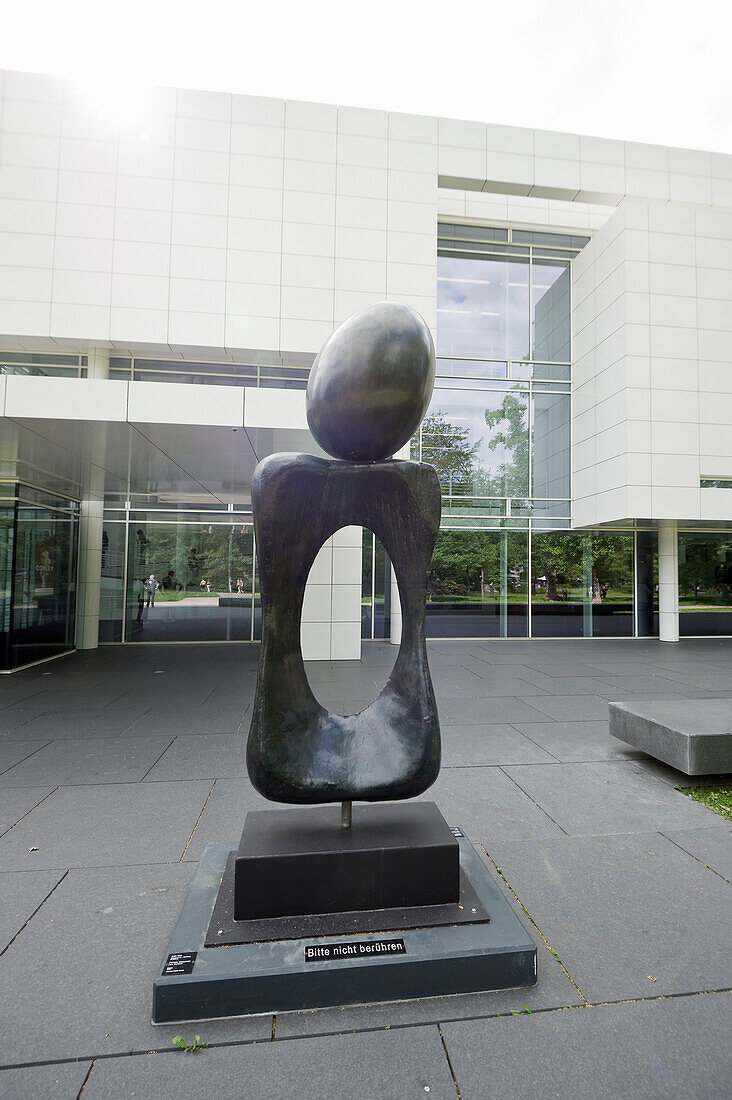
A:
[144, 574, 159, 608]
[161, 569, 182, 592]
[136, 578, 146, 624]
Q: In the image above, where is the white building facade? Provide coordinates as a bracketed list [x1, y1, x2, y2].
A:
[0, 68, 730, 669]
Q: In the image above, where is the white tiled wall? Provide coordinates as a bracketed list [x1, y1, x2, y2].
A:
[0, 70, 438, 359]
[4, 67, 732, 368]
[572, 198, 732, 526]
[438, 117, 732, 208]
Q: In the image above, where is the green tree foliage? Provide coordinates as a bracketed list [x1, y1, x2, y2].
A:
[131, 524, 254, 592]
[418, 412, 481, 497]
[531, 532, 633, 602]
[483, 390, 529, 496]
[678, 535, 732, 604]
[427, 530, 527, 599]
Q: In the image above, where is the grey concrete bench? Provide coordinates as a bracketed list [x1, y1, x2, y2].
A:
[609, 699, 732, 775]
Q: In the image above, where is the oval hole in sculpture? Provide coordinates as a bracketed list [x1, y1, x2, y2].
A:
[301, 527, 398, 716]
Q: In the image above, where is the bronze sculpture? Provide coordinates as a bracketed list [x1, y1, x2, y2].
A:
[246, 302, 441, 807]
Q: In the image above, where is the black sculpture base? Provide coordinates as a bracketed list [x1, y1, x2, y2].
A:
[152, 832, 537, 1024]
[234, 803, 459, 920]
[209, 859, 488, 947]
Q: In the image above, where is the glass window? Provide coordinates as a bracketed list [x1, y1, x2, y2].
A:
[0, 352, 82, 378]
[7, 496, 78, 667]
[99, 520, 126, 642]
[636, 531, 658, 637]
[531, 391, 570, 499]
[425, 529, 528, 638]
[0, 499, 13, 668]
[530, 532, 634, 638]
[531, 259, 570, 362]
[423, 384, 530, 500]
[437, 255, 530, 361]
[126, 520, 255, 642]
[361, 530, 391, 640]
[678, 533, 732, 636]
[436, 358, 508, 380]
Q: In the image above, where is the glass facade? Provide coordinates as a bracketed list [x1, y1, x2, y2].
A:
[361, 530, 391, 640]
[426, 529, 529, 638]
[108, 358, 309, 389]
[678, 533, 732, 636]
[6, 221, 731, 654]
[0, 351, 310, 389]
[0, 352, 87, 378]
[99, 510, 260, 643]
[0, 485, 79, 669]
[530, 531, 635, 638]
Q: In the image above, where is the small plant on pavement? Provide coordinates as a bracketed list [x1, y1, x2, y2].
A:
[173, 1034, 209, 1052]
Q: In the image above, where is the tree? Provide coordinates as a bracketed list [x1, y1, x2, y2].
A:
[418, 412, 481, 498]
[531, 532, 633, 603]
[484, 390, 529, 497]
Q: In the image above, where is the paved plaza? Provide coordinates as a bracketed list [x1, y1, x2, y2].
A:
[0, 638, 731, 1098]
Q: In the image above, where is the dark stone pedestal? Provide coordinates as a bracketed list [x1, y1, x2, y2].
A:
[153, 824, 537, 1024]
[234, 802, 459, 920]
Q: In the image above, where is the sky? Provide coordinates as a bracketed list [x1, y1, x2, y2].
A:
[2, 0, 732, 153]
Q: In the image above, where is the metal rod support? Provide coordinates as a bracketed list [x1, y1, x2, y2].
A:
[341, 800, 352, 829]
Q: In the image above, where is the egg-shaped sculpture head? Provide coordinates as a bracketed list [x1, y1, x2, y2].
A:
[306, 302, 435, 462]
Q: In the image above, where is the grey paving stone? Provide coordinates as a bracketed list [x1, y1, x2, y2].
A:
[522, 674, 622, 695]
[7, 709, 142, 740]
[437, 696, 548, 724]
[592, 673, 681, 693]
[0, 787, 56, 837]
[0, 702, 51, 735]
[663, 824, 732, 882]
[517, 694, 614, 721]
[443, 993, 732, 1100]
[83, 1024, 457, 1100]
[441, 724, 556, 766]
[276, 937, 581, 1038]
[0, 740, 50, 774]
[504, 760, 718, 836]
[0, 1061, 91, 1099]
[0, 782, 212, 870]
[182, 778, 271, 860]
[412, 767, 564, 844]
[0, 736, 173, 786]
[0, 869, 66, 950]
[483, 832, 732, 1002]
[144, 733, 249, 781]
[585, 661, 675, 677]
[127, 706, 248, 736]
[436, 676, 551, 700]
[509, 721, 642, 763]
[0, 864, 270, 1067]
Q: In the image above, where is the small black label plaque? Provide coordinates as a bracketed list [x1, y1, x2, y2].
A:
[163, 951, 197, 976]
[450, 826, 464, 838]
[304, 939, 406, 962]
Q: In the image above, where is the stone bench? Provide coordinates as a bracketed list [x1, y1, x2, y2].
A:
[609, 699, 732, 775]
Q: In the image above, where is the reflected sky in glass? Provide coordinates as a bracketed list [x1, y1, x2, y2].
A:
[422, 383, 529, 498]
[437, 255, 530, 361]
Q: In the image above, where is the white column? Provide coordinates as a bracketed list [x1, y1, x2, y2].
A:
[658, 519, 679, 643]
[76, 349, 109, 650]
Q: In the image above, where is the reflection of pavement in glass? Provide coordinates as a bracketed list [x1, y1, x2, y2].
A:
[165, 596, 221, 606]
